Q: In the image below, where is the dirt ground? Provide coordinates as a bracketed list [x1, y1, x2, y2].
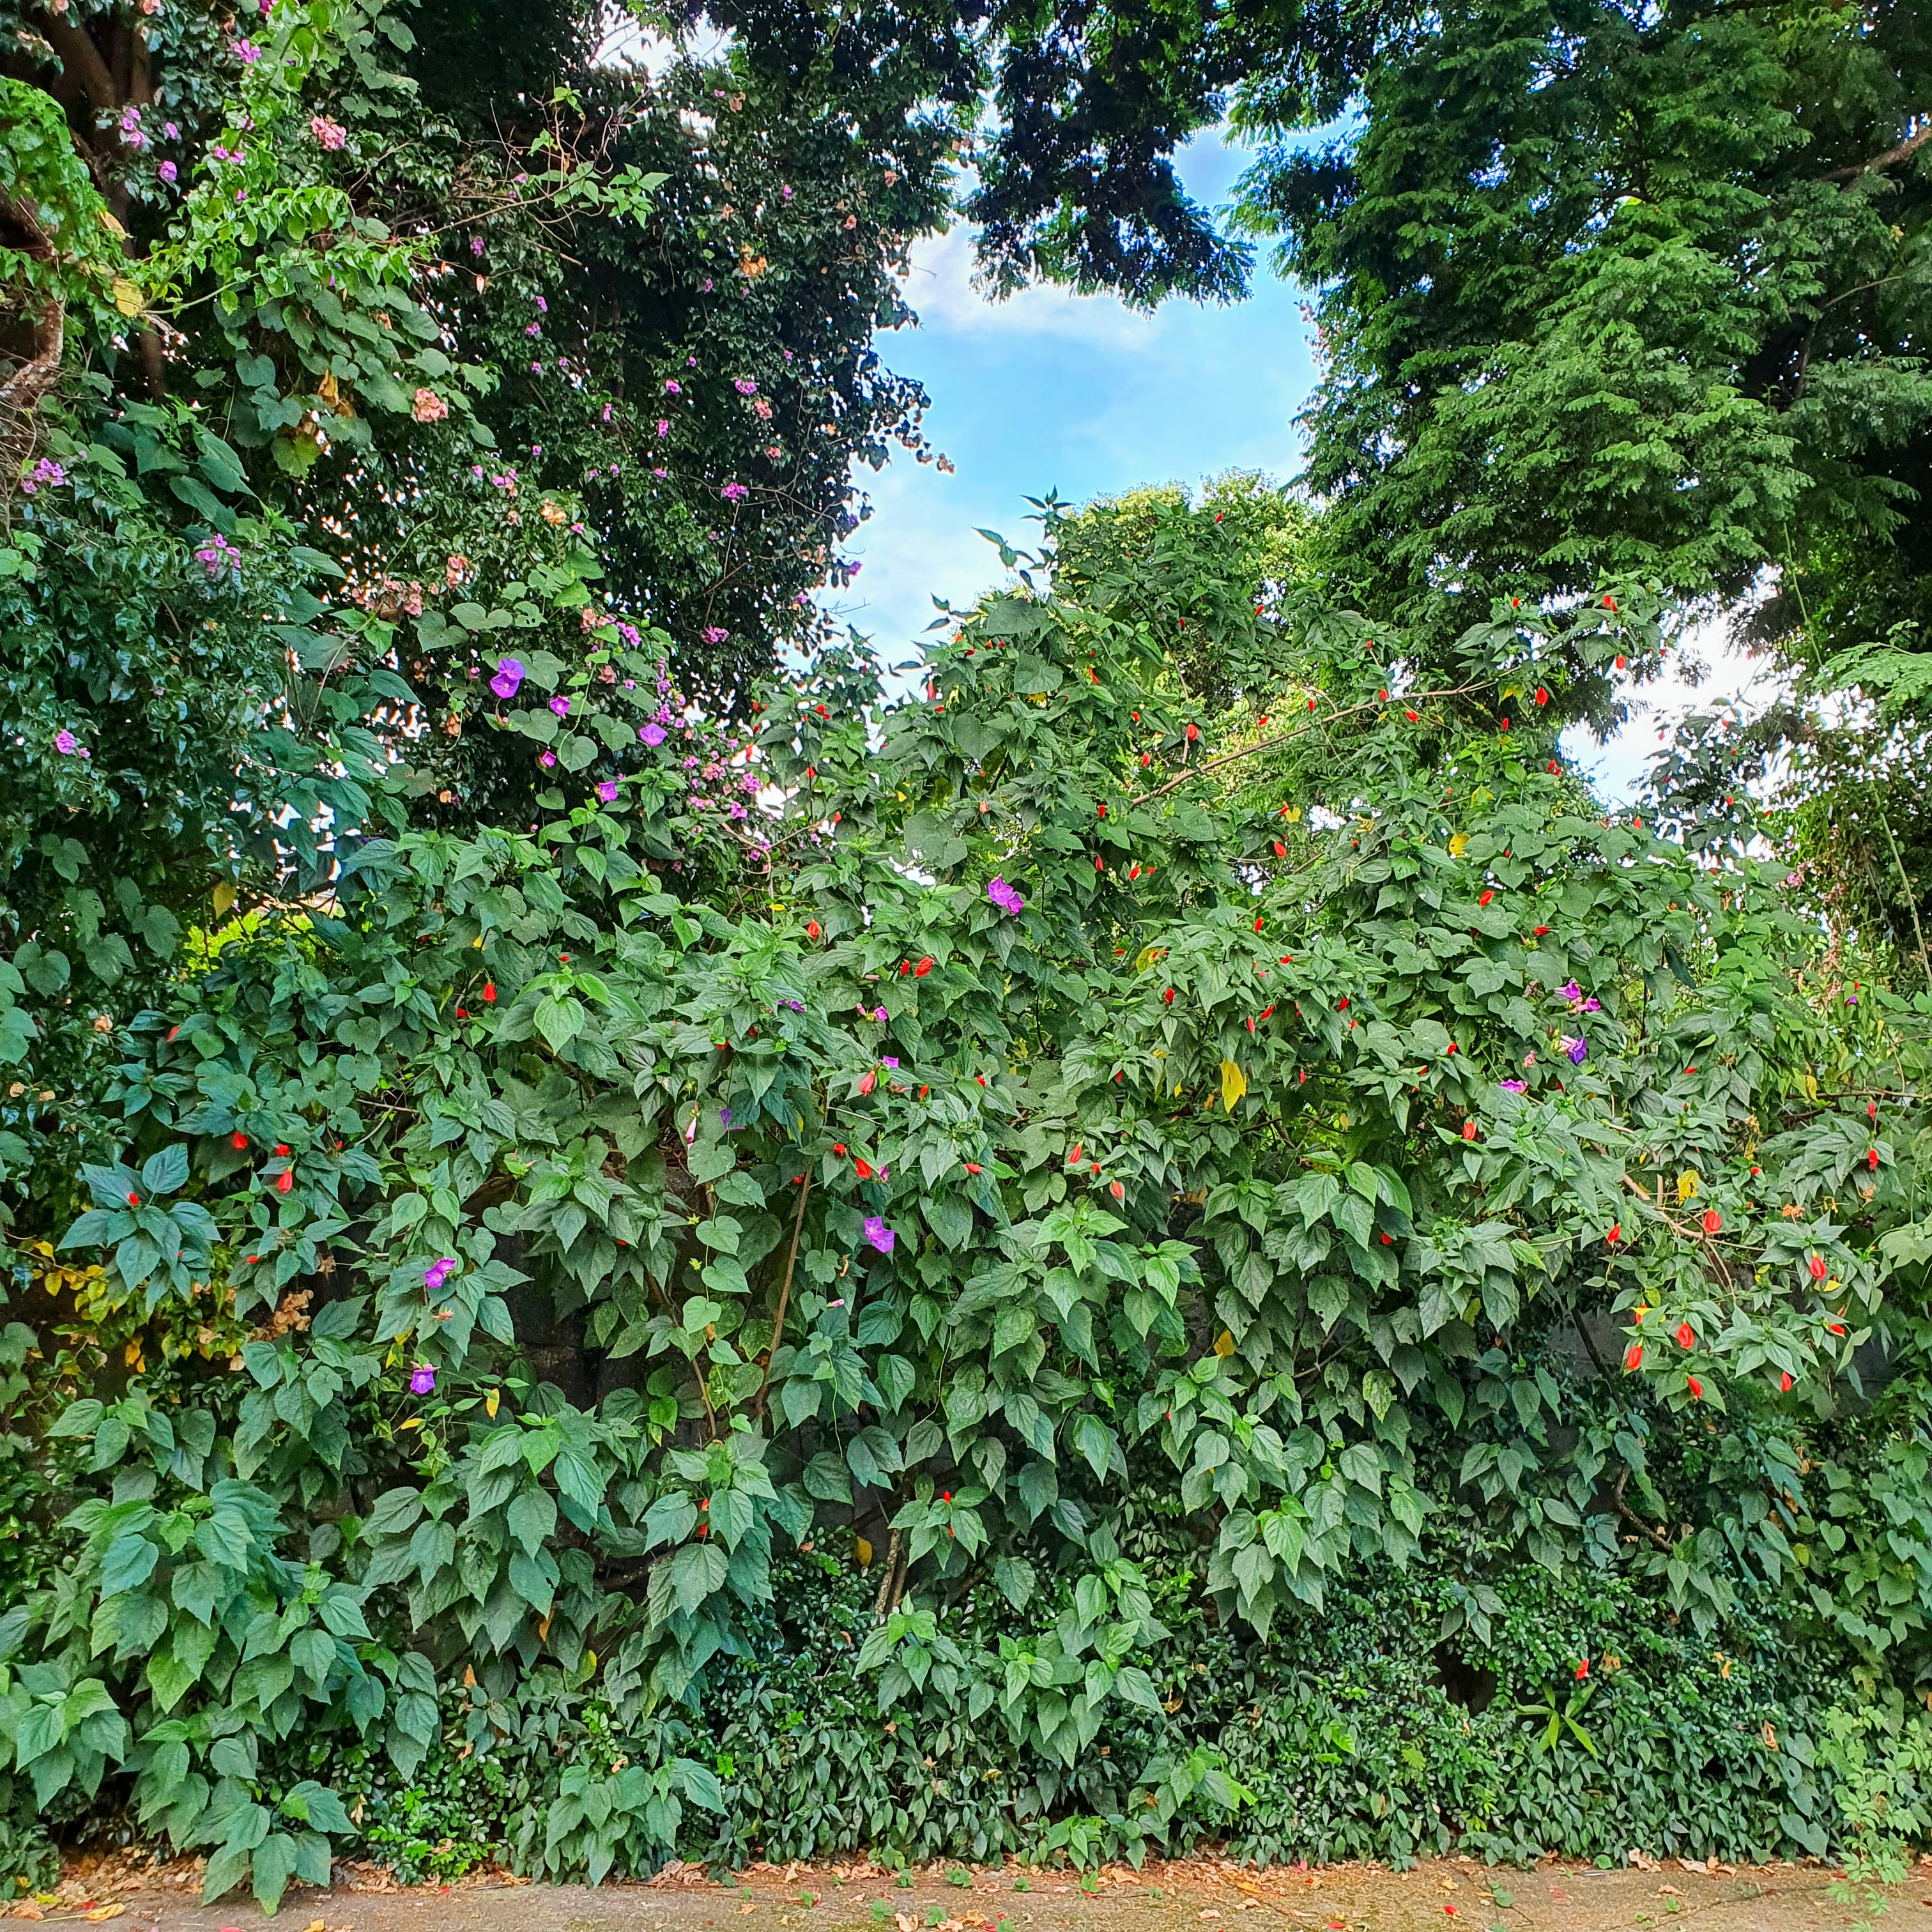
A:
[17, 1850, 1932, 1932]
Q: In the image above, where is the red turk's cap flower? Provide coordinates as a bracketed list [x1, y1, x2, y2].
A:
[276, 1172, 293, 1193]
[1702, 1208, 1722, 1235]
[1460, 1120, 1476, 1141]
[1867, 1147, 1878, 1169]
[482, 981, 496, 1002]
[1607, 1223, 1620, 1244]
[1478, 890, 1494, 907]
[1809, 1255, 1827, 1280]
[126, 1192, 140, 1207]
[1162, 988, 1175, 1004]
[914, 956, 933, 977]
[1534, 924, 1549, 935]
[1687, 1376, 1703, 1399]
[1779, 1370, 1793, 1392]
[832, 1143, 847, 1156]
[806, 921, 820, 939]
[1108, 1179, 1124, 1200]
[1404, 709, 1419, 723]
[1574, 1658, 1590, 1680]
[1069, 1144, 1083, 1164]
[1675, 1322, 1694, 1349]
[854, 1158, 873, 1179]
[965, 1162, 981, 1175]
[1604, 595, 1618, 611]
[1273, 841, 1287, 857]
[231, 1131, 248, 1149]
[1624, 1343, 1642, 1370]
[1535, 687, 1549, 705]
[1184, 723, 1199, 740]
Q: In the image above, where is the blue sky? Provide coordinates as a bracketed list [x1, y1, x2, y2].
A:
[818, 134, 1773, 801]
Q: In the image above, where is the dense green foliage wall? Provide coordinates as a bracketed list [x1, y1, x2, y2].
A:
[6, 0, 1932, 1912]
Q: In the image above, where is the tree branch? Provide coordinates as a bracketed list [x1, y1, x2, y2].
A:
[751, 1168, 810, 1423]
[1820, 122, 1931, 182]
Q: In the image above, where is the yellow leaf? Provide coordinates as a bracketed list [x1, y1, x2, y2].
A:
[854, 1535, 873, 1568]
[95, 208, 128, 237]
[111, 277, 143, 318]
[1213, 1330, 1234, 1357]
[585, 1649, 596, 1673]
[1448, 832, 1468, 857]
[397, 1417, 421, 1431]
[484, 1386, 500, 1418]
[1220, 1059, 1246, 1112]
[85, 1908, 125, 1922]
[1675, 1169, 1700, 1204]
[211, 880, 236, 917]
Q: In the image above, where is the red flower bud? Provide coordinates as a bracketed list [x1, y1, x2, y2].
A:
[276, 1170, 293, 1193]
[806, 921, 821, 940]
[1478, 890, 1494, 907]
[1534, 924, 1549, 935]
[1070, 1144, 1083, 1165]
[1184, 722, 1199, 741]
[1606, 1223, 1620, 1244]
[1686, 1375, 1702, 1399]
[854, 1158, 873, 1179]
[1404, 709, 1418, 723]
[1535, 687, 1549, 706]
[1675, 1322, 1694, 1349]
[1108, 1179, 1124, 1201]
[1701, 1208, 1721, 1235]
[965, 1162, 981, 1175]
[1272, 841, 1287, 858]
[1779, 1371, 1793, 1392]
[1162, 988, 1174, 1004]
[1460, 1119, 1476, 1142]
[1624, 1343, 1642, 1371]
[482, 981, 497, 1002]
[1866, 1147, 1878, 1170]
[832, 1143, 847, 1156]
[231, 1131, 249, 1149]
[1808, 1255, 1827, 1280]
[126, 1192, 140, 1208]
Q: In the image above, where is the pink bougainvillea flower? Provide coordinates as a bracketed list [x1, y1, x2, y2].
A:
[721, 482, 748, 502]
[309, 115, 346, 149]
[411, 388, 448, 423]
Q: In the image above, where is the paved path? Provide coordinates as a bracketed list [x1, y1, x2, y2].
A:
[24, 1853, 1932, 1932]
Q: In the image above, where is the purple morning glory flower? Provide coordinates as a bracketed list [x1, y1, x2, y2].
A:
[1558, 980, 1581, 1003]
[639, 722, 666, 747]
[986, 876, 1024, 916]
[548, 694, 570, 717]
[1562, 1034, 1588, 1066]
[1500, 1078, 1527, 1094]
[424, 1256, 456, 1291]
[719, 1107, 732, 1128]
[862, 1216, 894, 1255]
[882, 1056, 899, 1069]
[490, 656, 525, 700]
[408, 1365, 436, 1395]
[781, 998, 804, 1011]
[595, 779, 618, 802]
[871, 1006, 887, 1022]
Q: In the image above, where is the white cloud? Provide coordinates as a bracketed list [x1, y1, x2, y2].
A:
[898, 226, 1172, 355]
